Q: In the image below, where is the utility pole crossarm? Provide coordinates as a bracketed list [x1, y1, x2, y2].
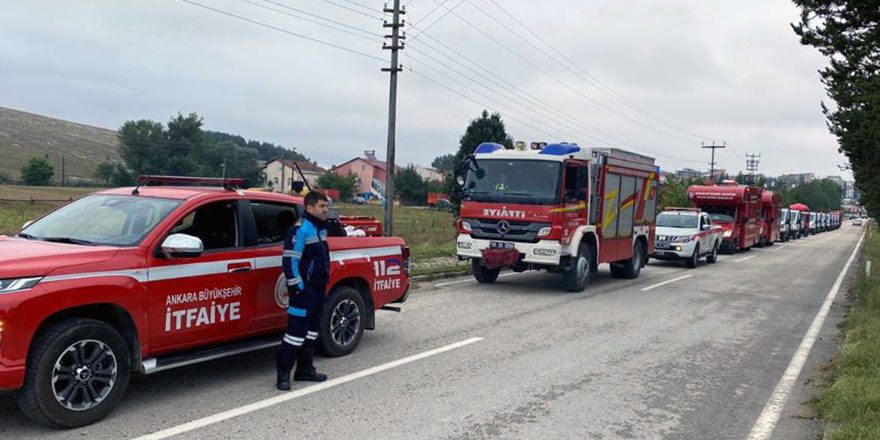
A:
[702, 142, 726, 181]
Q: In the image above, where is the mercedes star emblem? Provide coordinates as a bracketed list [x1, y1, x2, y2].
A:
[497, 220, 510, 234]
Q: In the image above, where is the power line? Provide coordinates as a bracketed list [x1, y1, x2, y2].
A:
[336, 0, 379, 14]
[315, 0, 383, 20]
[180, 0, 387, 62]
[408, 0, 465, 41]
[481, 0, 712, 144]
[231, 0, 380, 41]
[459, 0, 703, 144]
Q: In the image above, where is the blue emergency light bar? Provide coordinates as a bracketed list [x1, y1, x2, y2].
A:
[474, 142, 505, 154]
[539, 144, 581, 156]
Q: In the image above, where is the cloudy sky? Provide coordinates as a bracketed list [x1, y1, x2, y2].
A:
[0, 0, 851, 179]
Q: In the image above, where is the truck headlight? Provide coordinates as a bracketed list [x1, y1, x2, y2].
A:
[671, 236, 691, 243]
[461, 221, 472, 232]
[723, 230, 733, 238]
[0, 277, 41, 294]
[537, 227, 552, 237]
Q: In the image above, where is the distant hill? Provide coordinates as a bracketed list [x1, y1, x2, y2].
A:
[0, 106, 120, 182]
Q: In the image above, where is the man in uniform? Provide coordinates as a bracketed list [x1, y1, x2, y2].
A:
[276, 191, 331, 391]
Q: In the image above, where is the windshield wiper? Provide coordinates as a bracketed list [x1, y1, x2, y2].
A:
[17, 232, 36, 240]
[42, 237, 97, 246]
[504, 192, 543, 204]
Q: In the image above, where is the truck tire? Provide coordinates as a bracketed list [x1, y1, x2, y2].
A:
[320, 286, 366, 357]
[706, 241, 719, 264]
[686, 244, 700, 268]
[564, 243, 590, 292]
[472, 259, 500, 283]
[16, 318, 130, 428]
[619, 241, 644, 279]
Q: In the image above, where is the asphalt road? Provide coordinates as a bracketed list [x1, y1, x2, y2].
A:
[0, 225, 865, 440]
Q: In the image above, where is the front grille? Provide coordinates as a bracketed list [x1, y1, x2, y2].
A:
[462, 218, 551, 243]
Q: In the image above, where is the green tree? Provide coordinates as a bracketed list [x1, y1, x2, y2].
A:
[118, 119, 167, 175]
[792, 1, 880, 216]
[659, 175, 704, 210]
[431, 153, 457, 173]
[95, 162, 116, 185]
[455, 110, 514, 163]
[21, 157, 54, 186]
[396, 166, 428, 205]
[781, 178, 843, 211]
[207, 141, 261, 186]
[317, 171, 358, 200]
[165, 112, 203, 176]
[111, 164, 136, 187]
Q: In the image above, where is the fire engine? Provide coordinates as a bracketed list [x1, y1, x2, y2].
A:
[759, 190, 781, 246]
[0, 176, 410, 428]
[687, 181, 762, 254]
[790, 203, 811, 237]
[455, 142, 660, 292]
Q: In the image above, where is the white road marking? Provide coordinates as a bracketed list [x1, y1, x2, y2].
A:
[773, 245, 786, 250]
[734, 255, 756, 263]
[132, 337, 485, 440]
[435, 272, 516, 288]
[640, 274, 693, 292]
[747, 231, 865, 440]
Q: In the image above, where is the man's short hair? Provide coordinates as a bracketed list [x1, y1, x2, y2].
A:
[304, 191, 329, 207]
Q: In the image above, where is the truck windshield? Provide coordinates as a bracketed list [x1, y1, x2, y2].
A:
[656, 213, 699, 228]
[703, 206, 736, 223]
[463, 159, 562, 205]
[20, 194, 182, 246]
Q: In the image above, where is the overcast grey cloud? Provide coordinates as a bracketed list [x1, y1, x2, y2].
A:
[0, 0, 849, 178]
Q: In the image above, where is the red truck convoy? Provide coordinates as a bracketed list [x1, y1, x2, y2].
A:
[687, 182, 762, 254]
[0, 177, 410, 428]
[759, 190, 781, 246]
[456, 142, 660, 292]
[790, 203, 811, 237]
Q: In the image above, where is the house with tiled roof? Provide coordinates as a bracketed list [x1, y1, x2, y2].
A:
[331, 150, 402, 201]
[261, 159, 326, 192]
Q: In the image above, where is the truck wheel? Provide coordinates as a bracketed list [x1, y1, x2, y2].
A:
[472, 259, 500, 283]
[706, 241, 719, 263]
[619, 241, 644, 279]
[564, 243, 590, 292]
[320, 286, 366, 357]
[686, 244, 700, 268]
[15, 319, 130, 428]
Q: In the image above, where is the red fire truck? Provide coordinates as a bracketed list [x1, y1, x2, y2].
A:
[687, 182, 762, 253]
[759, 190, 781, 246]
[790, 203, 811, 237]
[455, 142, 660, 292]
[0, 176, 410, 427]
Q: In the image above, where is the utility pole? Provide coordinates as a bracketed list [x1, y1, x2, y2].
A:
[702, 142, 726, 182]
[746, 153, 761, 185]
[382, 0, 405, 236]
[61, 154, 65, 187]
[280, 149, 286, 193]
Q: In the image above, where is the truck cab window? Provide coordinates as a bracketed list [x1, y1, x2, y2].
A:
[250, 201, 299, 245]
[564, 165, 588, 202]
[171, 201, 239, 250]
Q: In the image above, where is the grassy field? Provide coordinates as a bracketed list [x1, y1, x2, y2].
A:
[816, 222, 880, 439]
[334, 203, 457, 260]
[0, 188, 459, 263]
[0, 106, 120, 181]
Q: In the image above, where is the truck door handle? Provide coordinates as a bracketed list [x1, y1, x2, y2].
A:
[228, 263, 252, 274]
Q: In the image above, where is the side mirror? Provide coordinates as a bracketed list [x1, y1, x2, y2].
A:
[21, 220, 34, 231]
[456, 175, 466, 187]
[701, 224, 711, 231]
[291, 181, 305, 193]
[160, 233, 204, 258]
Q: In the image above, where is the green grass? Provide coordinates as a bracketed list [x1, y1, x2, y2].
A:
[334, 203, 457, 259]
[0, 202, 61, 236]
[816, 222, 880, 439]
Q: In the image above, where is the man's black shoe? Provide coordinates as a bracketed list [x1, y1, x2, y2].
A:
[276, 375, 292, 391]
[293, 371, 328, 382]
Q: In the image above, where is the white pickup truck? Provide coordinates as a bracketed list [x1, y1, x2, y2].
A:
[651, 208, 724, 268]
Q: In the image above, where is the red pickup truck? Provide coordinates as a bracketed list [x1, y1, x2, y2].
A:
[0, 177, 410, 428]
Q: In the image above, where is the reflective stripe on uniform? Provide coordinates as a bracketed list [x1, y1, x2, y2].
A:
[288, 307, 307, 317]
[283, 335, 304, 346]
[305, 236, 319, 245]
[306, 331, 318, 340]
[287, 277, 302, 286]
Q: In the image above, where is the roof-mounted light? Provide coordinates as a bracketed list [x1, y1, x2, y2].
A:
[474, 142, 505, 154]
[539, 144, 581, 156]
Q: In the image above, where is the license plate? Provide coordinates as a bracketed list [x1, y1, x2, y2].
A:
[489, 241, 515, 250]
[655, 242, 669, 249]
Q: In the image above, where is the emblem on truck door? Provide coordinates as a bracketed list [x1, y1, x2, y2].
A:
[497, 220, 510, 234]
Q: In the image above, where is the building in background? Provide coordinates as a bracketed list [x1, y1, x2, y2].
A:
[412, 165, 449, 183]
[261, 159, 326, 192]
[331, 150, 401, 202]
[674, 168, 702, 179]
[778, 173, 816, 186]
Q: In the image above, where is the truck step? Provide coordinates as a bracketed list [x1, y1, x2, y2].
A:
[142, 333, 282, 374]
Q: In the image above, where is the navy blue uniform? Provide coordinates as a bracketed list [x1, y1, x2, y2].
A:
[276, 212, 330, 387]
